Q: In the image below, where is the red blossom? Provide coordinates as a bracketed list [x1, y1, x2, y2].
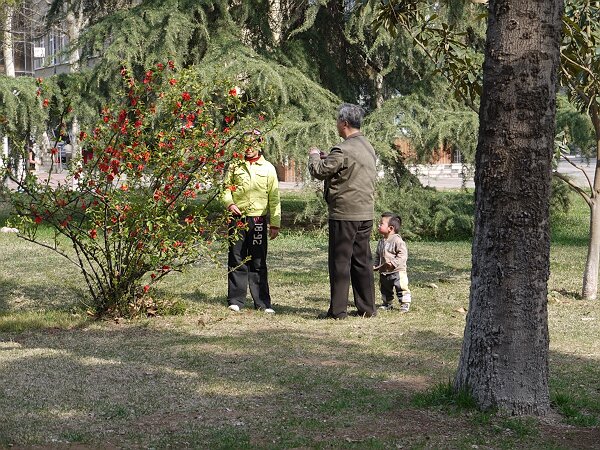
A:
[42, 98, 49, 108]
[143, 70, 153, 84]
[228, 88, 237, 96]
[89, 229, 97, 239]
[182, 92, 191, 101]
[143, 285, 150, 293]
[169, 78, 177, 86]
[168, 60, 175, 69]
[34, 216, 42, 224]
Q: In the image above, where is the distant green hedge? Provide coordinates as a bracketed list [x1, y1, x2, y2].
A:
[290, 177, 574, 242]
[375, 181, 475, 241]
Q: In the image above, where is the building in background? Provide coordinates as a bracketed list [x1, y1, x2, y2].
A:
[1, 1, 71, 78]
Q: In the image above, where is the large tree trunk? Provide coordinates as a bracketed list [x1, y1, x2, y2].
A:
[582, 106, 600, 300]
[2, 6, 15, 77]
[455, 0, 563, 415]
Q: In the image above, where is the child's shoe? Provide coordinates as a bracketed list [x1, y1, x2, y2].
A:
[379, 303, 394, 311]
[399, 303, 410, 313]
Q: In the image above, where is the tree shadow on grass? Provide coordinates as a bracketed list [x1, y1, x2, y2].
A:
[409, 255, 471, 285]
[0, 274, 84, 314]
[179, 290, 329, 318]
[0, 323, 597, 448]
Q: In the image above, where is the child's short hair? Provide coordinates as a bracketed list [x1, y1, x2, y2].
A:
[382, 212, 401, 232]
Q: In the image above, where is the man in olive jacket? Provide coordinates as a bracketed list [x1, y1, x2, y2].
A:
[308, 103, 377, 319]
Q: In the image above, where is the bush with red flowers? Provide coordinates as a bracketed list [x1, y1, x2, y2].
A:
[6, 63, 264, 318]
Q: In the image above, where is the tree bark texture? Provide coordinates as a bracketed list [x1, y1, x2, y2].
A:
[582, 105, 600, 300]
[455, 0, 563, 415]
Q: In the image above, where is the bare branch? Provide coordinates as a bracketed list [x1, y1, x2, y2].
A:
[553, 170, 592, 206]
[560, 151, 594, 189]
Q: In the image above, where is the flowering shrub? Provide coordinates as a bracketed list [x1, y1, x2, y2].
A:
[6, 63, 264, 318]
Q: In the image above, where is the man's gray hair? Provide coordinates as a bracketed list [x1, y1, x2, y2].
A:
[337, 103, 365, 129]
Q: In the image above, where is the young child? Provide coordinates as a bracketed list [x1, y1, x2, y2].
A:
[373, 212, 412, 312]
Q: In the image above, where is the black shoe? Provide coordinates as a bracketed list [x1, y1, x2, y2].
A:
[317, 311, 346, 320]
[379, 304, 394, 311]
[349, 310, 377, 318]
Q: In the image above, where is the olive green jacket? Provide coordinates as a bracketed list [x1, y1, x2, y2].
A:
[308, 132, 377, 221]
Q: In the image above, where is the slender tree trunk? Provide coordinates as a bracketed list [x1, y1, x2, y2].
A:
[582, 113, 600, 300]
[2, 6, 15, 77]
[455, 0, 563, 415]
[65, 5, 84, 170]
[583, 198, 600, 300]
[374, 72, 384, 109]
[268, 0, 283, 45]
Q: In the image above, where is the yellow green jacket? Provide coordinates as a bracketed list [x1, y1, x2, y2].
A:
[223, 156, 281, 227]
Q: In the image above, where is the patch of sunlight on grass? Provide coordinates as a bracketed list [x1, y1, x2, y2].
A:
[0, 310, 88, 332]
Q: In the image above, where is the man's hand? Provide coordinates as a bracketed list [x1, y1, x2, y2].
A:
[269, 226, 280, 239]
[228, 203, 242, 216]
[309, 146, 321, 156]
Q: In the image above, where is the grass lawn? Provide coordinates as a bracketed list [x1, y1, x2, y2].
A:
[0, 192, 598, 448]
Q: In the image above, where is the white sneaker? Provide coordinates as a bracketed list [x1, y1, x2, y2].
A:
[228, 304, 240, 312]
[264, 308, 275, 314]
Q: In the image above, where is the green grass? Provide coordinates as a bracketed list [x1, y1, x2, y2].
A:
[551, 191, 590, 246]
[0, 191, 598, 448]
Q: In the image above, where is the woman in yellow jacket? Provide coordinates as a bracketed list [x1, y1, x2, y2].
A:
[222, 130, 281, 313]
